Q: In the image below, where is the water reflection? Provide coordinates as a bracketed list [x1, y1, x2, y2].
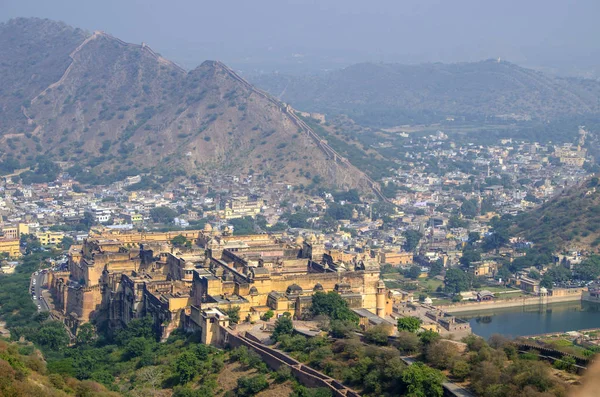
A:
[474, 316, 492, 324]
[458, 301, 600, 339]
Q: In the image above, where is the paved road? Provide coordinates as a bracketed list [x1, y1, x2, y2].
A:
[30, 272, 49, 312]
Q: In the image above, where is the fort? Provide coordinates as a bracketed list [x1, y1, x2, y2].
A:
[47, 225, 388, 343]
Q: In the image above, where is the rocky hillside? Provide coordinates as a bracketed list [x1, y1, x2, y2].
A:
[0, 18, 88, 135]
[0, 18, 371, 191]
[0, 339, 119, 397]
[513, 177, 600, 251]
[250, 60, 600, 127]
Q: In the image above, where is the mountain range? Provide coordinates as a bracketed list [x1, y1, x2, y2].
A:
[0, 18, 371, 190]
[250, 61, 600, 127]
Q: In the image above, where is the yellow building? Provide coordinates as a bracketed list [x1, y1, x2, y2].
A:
[224, 196, 261, 219]
[0, 239, 21, 257]
[36, 231, 65, 246]
[378, 251, 413, 267]
[1, 223, 30, 240]
[469, 261, 497, 277]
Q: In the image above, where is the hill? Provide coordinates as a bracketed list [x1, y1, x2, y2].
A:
[513, 177, 600, 251]
[0, 338, 121, 397]
[0, 18, 371, 191]
[250, 60, 600, 127]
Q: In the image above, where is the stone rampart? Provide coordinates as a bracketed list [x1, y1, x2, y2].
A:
[223, 328, 360, 396]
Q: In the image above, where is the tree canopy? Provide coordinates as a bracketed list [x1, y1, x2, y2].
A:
[403, 230, 423, 252]
[401, 362, 445, 397]
[397, 316, 423, 333]
[310, 291, 359, 323]
[150, 206, 178, 223]
[574, 255, 600, 281]
[272, 314, 294, 341]
[170, 234, 191, 248]
[444, 268, 471, 293]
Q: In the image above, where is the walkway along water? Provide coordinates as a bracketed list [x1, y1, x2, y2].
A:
[439, 292, 582, 314]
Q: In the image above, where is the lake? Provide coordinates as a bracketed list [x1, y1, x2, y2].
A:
[457, 301, 600, 339]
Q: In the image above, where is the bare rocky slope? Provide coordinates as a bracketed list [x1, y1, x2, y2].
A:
[0, 18, 371, 191]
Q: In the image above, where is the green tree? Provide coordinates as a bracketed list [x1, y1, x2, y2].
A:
[60, 236, 75, 250]
[426, 341, 459, 370]
[225, 306, 241, 324]
[459, 249, 481, 267]
[230, 216, 256, 235]
[282, 211, 313, 228]
[574, 255, 600, 281]
[429, 259, 443, 277]
[149, 206, 178, 223]
[401, 362, 445, 397]
[32, 321, 70, 350]
[236, 374, 269, 397]
[460, 199, 478, 218]
[406, 265, 422, 280]
[444, 268, 471, 293]
[451, 360, 471, 381]
[403, 230, 423, 252]
[497, 266, 512, 283]
[419, 330, 441, 346]
[397, 316, 422, 333]
[541, 265, 572, 288]
[326, 203, 354, 220]
[396, 331, 421, 353]
[329, 319, 359, 338]
[290, 384, 333, 397]
[262, 310, 274, 321]
[364, 323, 393, 345]
[553, 356, 576, 372]
[123, 337, 151, 360]
[81, 211, 96, 229]
[482, 230, 509, 251]
[76, 323, 95, 346]
[272, 314, 294, 341]
[448, 215, 468, 229]
[171, 234, 191, 248]
[115, 316, 157, 345]
[175, 351, 200, 384]
[468, 231, 481, 244]
[310, 291, 359, 323]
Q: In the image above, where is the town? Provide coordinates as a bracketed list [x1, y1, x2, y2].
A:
[0, 124, 595, 336]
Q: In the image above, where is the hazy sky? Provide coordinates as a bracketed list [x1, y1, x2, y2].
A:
[2, 0, 600, 75]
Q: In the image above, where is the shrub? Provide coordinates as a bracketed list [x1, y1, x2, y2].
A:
[450, 360, 470, 381]
[236, 374, 269, 396]
[553, 356, 576, 372]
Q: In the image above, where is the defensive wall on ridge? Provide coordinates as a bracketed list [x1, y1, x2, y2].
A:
[222, 327, 360, 397]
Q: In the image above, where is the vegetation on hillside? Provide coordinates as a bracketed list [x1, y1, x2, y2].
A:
[252, 60, 600, 127]
[513, 177, 600, 251]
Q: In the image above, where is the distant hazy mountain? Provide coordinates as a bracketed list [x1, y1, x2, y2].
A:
[0, 18, 370, 190]
[250, 61, 600, 127]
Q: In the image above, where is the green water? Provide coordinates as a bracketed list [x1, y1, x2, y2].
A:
[457, 301, 600, 339]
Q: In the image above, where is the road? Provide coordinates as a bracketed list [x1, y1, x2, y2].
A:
[30, 271, 49, 312]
